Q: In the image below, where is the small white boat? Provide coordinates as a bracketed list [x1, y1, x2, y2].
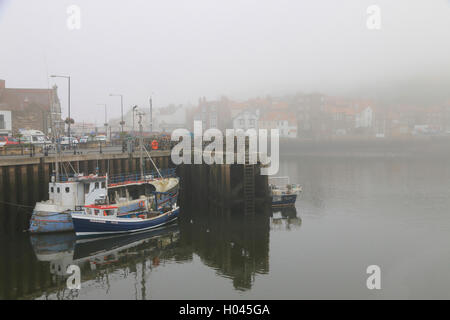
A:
[269, 176, 302, 207]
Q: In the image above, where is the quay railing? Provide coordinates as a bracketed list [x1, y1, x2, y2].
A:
[107, 168, 177, 186]
[57, 168, 176, 185]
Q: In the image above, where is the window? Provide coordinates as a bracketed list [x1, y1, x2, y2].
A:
[51, 187, 54, 193]
[65, 187, 70, 193]
[249, 119, 255, 127]
[104, 210, 114, 216]
[84, 184, 89, 194]
[210, 116, 217, 128]
[0, 115, 4, 130]
[95, 182, 99, 189]
[94, 209, 100, 216]
[101, 181, 106, 189]
[57, 187, 60, 193]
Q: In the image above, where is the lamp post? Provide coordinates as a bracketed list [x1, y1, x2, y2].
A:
[109, 94, 124, 133]
[51, 75, 71, 148]
[132, 105, 138, 136]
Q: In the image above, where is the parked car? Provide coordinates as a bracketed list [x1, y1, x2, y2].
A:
[19, 130, 52, 146]
[95, 135, 107, 142]
[0, 136, 20, 147]
[79, 136, 91, 144]
[60, 136, 79, 146]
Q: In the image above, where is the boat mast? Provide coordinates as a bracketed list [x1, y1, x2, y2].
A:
[138, 111, 145, 180]
[50, 109, 61, 183]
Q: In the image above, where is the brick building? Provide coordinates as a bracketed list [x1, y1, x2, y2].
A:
[0, 79, 62, 135]
[188, 96, 232, 131]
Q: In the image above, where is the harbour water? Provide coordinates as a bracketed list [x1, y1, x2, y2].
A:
[1, 154, 450, 299]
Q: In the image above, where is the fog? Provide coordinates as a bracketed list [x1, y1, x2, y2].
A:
[1, 0, 450, 121]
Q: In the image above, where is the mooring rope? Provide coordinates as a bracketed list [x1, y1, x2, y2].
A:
[0, 200, 34, 209]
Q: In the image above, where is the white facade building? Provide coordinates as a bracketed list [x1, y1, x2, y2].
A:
[258, 111, 297, 138]
[0, 110, 12, 136]
[232, 110, 259, 131]
[277, 119, 297, 138]
[355, 107, 373, 129]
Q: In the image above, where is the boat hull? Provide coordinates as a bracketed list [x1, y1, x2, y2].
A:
[29, 211, 76, 234]
[72, 207, 180, 237]
[271, 194, 297, 207]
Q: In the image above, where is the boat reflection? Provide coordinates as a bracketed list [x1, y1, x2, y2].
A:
[30, 232, 76, 276]
[270, 207, 302, 230]
[30, 224, 180, 279]
[25, 213, 273, 298]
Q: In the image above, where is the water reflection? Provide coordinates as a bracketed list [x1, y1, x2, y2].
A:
[178, 215, 270, 291]
[1, 212, 273, 299]
[270, 207, 302, 231]
[28, 224, 182, 299]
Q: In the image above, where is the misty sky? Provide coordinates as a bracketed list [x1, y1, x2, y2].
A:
[1, 0, 450, 122]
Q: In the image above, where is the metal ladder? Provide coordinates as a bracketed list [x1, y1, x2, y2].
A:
[243, 151, 255, 215]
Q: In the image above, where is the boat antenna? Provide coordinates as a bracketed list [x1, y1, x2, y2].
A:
[142, 144, 163, 179]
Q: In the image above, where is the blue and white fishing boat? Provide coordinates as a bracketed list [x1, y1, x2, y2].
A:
[269, 176, 302, 207]
[71, 203, 179, 237]
[29, 169, 179, 234]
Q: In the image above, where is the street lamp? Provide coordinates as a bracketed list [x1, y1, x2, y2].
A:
[51, 75, 71, 148]
[109, 94, 124, 133]
[132, 105, 138, 136]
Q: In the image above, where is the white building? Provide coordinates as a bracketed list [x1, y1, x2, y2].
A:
[232, 110, 259, 131]
[0, 110, 12, 136]
[258, 111, 297, 138]
[355, 106, 373, 129]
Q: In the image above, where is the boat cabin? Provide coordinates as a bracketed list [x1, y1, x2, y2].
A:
[49, 175, 108, 210]
[84, 204, 118, 218]
[108, 182, 156, 205]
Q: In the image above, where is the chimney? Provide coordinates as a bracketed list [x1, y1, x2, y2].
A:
[0, 79, 5, 90]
